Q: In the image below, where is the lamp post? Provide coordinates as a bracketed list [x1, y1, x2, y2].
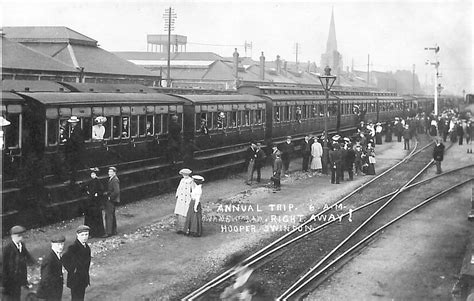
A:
[318, 66, 337, 147]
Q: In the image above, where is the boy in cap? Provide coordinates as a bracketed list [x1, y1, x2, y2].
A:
[62, 225, 91, 301]
[2, 225, 36, 301]
[271, 145, 282, 191]
[36, 235, 66, 301]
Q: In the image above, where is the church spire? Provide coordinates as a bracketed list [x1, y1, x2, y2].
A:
[326, 7, 337, 53]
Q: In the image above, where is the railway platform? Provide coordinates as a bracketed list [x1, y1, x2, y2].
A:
[3, 136, 471, 300]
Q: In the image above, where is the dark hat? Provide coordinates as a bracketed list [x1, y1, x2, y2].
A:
[76, 225, 90, 234]
[90, 167, 99, 172]
[51, 234, 66, 243]
[109, 166, 117, 172]
[10, 225, 26, 235]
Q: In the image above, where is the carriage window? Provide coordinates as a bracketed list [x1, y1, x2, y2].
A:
[102, 117, 112, 140]
[155, 115, 162, 134]
[4, 114, 20, 149]
[283, 106, 290, 121]
[82, 117, 92, 141]
[113, 117, 121, 138]
[230, 111, 237, 127]
[243, 111, 250, 126]
[130, 115, 138, 137]
[47, 119, 58, 146]
[255, 110, 262, 125]
[237, 111, 242, 126]
[162, 114, 169, 133]
[274, 108, 280, 123]
[59, 119, 69, 144]
[145, 116, 153, 136]
[121, 117, 130, 138]
[216, 111, 226, 129]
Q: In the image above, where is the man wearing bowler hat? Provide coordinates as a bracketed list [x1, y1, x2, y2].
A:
[105, 166, 120, 237]
[62, 225, 91, 301]
[36, 234, 66, 301]
[2, 225, 36, 301]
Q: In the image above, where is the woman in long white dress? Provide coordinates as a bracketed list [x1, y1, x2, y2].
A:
[174, 168, 195, 234]
[310, 139, 323, 172]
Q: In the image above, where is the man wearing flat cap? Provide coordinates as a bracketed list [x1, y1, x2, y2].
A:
[279, 136, 294, 177]
[36, 235, 66, 301]
[105, 167, 120, 237]
[62, 225, 91, 301]
[2, 225, 36, 301]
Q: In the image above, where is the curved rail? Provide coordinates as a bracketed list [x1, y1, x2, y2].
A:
[279, 177, 473, 300]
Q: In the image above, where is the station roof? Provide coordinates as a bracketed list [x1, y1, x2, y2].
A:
[2, 26, 97, 46]
[17, 92, 184, 105]
[114, 51, 224, 61]
[2, 80, 71, 92]
[1, 91, 26, 104]
[1, 36, 77, 72]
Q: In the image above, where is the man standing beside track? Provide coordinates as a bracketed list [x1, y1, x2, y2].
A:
[105, 166, 120, 237]
[279, 136, 294, 177]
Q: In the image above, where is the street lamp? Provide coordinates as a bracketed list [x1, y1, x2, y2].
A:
[318, 66, 337, 147]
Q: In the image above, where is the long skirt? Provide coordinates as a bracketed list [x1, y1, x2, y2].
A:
[84, 204, 105, 237]
[310, 156, 322, 170]
[175, 215, 187, 233]
[366, 163, 376, 175]
[184, 200, 202, 237]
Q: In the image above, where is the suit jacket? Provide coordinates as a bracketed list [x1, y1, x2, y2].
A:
[62, 239, 91, 289]
[107, 175, 120, 204]
[279, 142, 295, 159]
[36, 250, 63, 299]
[66, 125, 84, 154]
[2, 241, 35, 294]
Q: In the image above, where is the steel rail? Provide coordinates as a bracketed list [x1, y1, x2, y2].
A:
[281, 177, 473, 300]
[278, 155, 435, 300]
[183, 140, 433, 300]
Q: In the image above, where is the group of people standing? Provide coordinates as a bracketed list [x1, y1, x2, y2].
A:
[2, 224, 93, 301]
[174, 168, 205, 237]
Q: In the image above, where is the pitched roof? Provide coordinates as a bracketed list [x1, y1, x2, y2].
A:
[113, 51, 223, 61]
[2, 26, 97, 46]
[1, 36, 77, 72]
[2, 79, 71, 92]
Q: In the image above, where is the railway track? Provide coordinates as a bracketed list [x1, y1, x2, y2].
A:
[183, 138, 470, 300]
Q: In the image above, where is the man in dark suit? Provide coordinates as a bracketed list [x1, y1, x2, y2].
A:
[244, 141, 257, 185]
[105, 166, 120, 237]
[2, 225, 36, 301]
[329, 142, 343, 184]
[65, 116, 84, 185]
[62, 225, 91, 301]
[36, 235, 65, 301]
[279, 136, 295, 176]
[301, 135, 312, 172]
[254, 143, 267, 183]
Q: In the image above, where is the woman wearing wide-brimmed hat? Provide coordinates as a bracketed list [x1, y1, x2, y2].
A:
[174, 168, 195, 234]
[184, 175, 204, 237]
[92, 116, 107, 141]
[83, 167, 105, 237]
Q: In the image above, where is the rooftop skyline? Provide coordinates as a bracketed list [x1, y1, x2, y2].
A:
[2, 0, 473, 95]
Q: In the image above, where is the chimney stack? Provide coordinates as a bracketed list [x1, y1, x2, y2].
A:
[233, 48, 239, 80]
[276, 55, 281, 74]
[259, 52, 265, 81]
[283, 60, 287, 75]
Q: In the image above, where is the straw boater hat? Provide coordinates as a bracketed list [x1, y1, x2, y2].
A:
[68, 116, 80, 123]
[332, 135, 341, 141]
[0, 116, 11, 126]
[90, 167, 99, 173]
[179, 168, 192, 175]
[95, 116, 107, 124]
[192, 175, 205, 184]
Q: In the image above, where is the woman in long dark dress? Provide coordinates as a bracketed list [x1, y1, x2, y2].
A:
[184, 175, 204, 237]
[84, 167, 105, 237]
[366, 144, 376, 175]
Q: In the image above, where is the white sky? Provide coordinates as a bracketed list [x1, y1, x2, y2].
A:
[2, 0, 473, 95]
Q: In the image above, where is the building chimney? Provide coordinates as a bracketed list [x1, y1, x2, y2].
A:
[276, 55, 281, 74]
[260, 52, 265, 81]
[233, 48, 239, 80]
[283, 60, 287, 75]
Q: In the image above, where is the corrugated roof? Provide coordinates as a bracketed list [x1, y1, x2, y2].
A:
[1, 37, 78, 72]
[2, 80, 71, 92]
[2, 26, 97, 46]
[18, 92, 183, 105]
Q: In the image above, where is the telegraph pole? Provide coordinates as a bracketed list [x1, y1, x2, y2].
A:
[367, 54, 370, 87]
[425, 44, 440, 115]
[163, 7, 176, 87]
[412, 64, 415, 95]
[294, 42, 300, 72]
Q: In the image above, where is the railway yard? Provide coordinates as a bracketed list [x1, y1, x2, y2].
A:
[5, 135, 473, 300]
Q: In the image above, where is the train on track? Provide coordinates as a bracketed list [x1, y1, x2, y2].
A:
[1, 79, 438, 230]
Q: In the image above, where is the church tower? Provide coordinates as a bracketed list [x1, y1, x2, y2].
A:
[320, 8, 343, 75]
